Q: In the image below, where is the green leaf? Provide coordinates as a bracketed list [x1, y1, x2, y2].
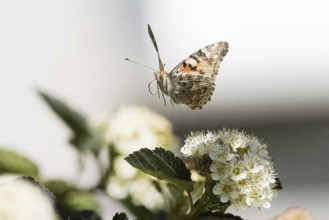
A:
[70, 210, 102, 220]
[275, 177, 283, 190]
[17, 176, 56, 205]
[0, 149, 38, 176]
[43, 180, 101, 218]
[125, 148, 193, 192]
[120, 197, 154, 220]
[43, 180, 75, 199]
[112, 212, 129, 220]
[164, 183, 190, 217]
[196, 212, 244, 220]
[64, 191, 99, 212]
[38, 90, 102, 152]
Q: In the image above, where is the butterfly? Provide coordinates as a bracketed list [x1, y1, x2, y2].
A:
[138, 25, 229, 110]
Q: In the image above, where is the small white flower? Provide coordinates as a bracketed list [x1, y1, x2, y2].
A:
[209, 145, 232, 162]
[210, 161, 229, 180]
[230, 134, 249, 152]
[230, 160, 247, 182]
[243, 154, 264, 174]
[113, 156, 138, 180]
[213, 181, 239, 203]
[106, 176, 129, 199]
[0, 179, 56, 220]
[128, 178, 165, 210]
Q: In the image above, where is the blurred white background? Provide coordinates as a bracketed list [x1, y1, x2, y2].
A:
[0, 0, 328, 219]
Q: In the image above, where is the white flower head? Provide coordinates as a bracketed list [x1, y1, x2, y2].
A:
[94, 106, 179, 211]
[181, 128, 278, 209]
[0, 179, 56, 220]
[93, 106, 178, 154]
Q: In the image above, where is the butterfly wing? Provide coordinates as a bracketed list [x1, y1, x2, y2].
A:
[169, 41, 229, 109]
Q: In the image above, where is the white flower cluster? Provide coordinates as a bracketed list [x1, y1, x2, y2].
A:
[181, 129, 278, 209]
[92, 106, 179, 211]
[94, 106, 176, 155]
[0, 179, 56, 220]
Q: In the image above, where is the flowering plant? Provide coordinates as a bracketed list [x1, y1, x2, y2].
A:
[0, 91, 314, 220]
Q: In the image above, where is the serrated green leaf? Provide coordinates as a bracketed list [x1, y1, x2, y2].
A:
[38, 90, 102, 152]
[196, 212, 244, 220]
[125, 148, 193, 192]
[70, 210, 102, 220]
[0, 149, 38, 176]
[112, 212, 129, 220]
[16, 176, 56, 205]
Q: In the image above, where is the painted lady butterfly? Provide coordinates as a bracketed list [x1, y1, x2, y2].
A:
[149, 25, 229, 110]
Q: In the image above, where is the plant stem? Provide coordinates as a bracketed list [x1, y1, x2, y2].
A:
[187, 175, 212, 218]
[187, 190, 194, 214]
[186, 175, 231, 219]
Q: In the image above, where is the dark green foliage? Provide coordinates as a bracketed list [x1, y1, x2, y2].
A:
[125, 148, 193, 192]
[196, 212, 244, 220]
[112, 212, 129, 220]
[70, 210, 102, 220]
[44, 180, 100, 214]
[275, 177, 283, 190]
[38, 90, 102, 153]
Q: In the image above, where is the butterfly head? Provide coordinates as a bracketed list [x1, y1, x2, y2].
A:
[154, 70, 171, 95]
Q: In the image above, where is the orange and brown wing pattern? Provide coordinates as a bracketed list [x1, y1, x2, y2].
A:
[168, 41, 229, 109]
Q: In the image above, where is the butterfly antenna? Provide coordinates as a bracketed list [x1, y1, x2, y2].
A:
[148, 24, 164, 71]
[125, 58, 156, 71]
